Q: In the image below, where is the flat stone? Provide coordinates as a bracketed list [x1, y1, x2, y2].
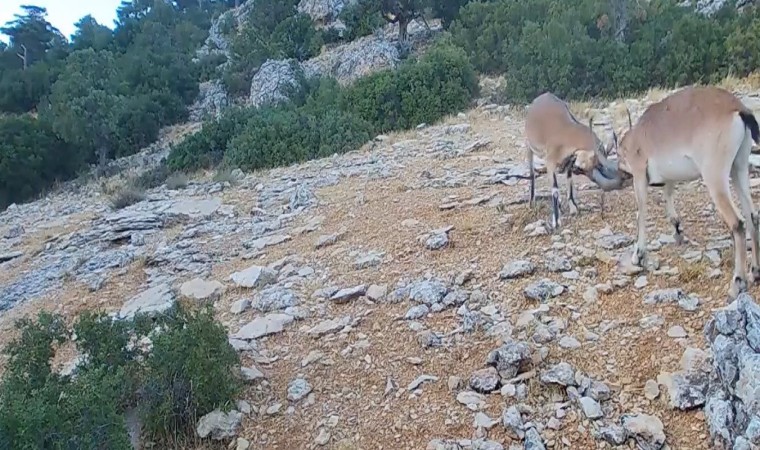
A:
[579, 397, 603, 419]
[307, 316, 351, 337]
[456, 391, 486, 410]
[524, 279, 564, 301]
[119, 283, 175, 320]
[0, 251, 23, 263]
[229, 265, 277, 289]
[168, 198, 221, 219]
[233, 313, 294, 340]
[241, 366, 265, 382]
[667, 325, 688, 338]
[366, 284, 387, 301]
[499, 260, 536, 280]
[540, 362, 576, 386]
[408, 374, 438, 391]
[180, 278, 224, 302]
[248, 234, 291, 250]
[330, 285, 366, 303]
[230, 298, 251, 315]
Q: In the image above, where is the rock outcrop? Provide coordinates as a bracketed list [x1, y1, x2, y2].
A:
[249, 59, 301, 108]
[703, 293, 760, 449]
[189, 80, 229, 122]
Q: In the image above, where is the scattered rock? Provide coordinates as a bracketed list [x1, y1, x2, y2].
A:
[456, 391, 486, 410]
[196, 409, 242, 440]
[499, 260, 536, 279]
[579, 397, 603, 419]
[703, 293, 760, 447]
[241, 366, 265, 382]
[540, 362, 576, 386]
[644, 379, 660, 400]
[621, 414, 666, 450]
[524, 279, 565, 301]
[644, 288, 686, 305]
[469, 367, 500, 393]
[233, 313, 294, 340]
[254, 286, 299, 312]
[366, 284, 387, 301]
[501, 406, 525, 439]
[287, 378, 313, 402]
[229, 265, 277, 289]
[180, 278, 224, 302]
[408, 374, 438, 391]
[230, 298, 251, 315]
[486, 340, 532, 378]
[307, 316, 351, 337]
[667, 325, 688, 338]
[119, 283, 175, 320]
[330, 285, 366, 303]
[405, 304, 429, 320]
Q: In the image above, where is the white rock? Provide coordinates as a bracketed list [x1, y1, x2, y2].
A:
[119, 283, 175, 320]
[196, 409, 242, 440]
[233, 313, 294, 340]
[180, 277, 224, 301]
[229, 265, 277, 289]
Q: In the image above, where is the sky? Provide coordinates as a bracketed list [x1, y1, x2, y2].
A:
[0, 0, 122, 43]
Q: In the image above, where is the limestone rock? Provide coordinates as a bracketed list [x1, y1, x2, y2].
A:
[229, 265, 277, 289]
[196, 409, 242, 440]
[180, 278, 224, 302]
[119, 283, 175, 320]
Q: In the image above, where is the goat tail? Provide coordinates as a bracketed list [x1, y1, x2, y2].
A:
[739, 110, 760, 144]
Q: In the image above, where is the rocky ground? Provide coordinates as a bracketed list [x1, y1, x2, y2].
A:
[2, 85, 760, 450]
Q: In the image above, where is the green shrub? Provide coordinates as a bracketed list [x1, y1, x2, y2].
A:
[167, 106, 254, 171]
[0, 312, 133, 450]
[0, 305, 241, 449]
[170, 43, 478, 173]
[140, 305, 242, 439]
[224, 104, 372, 171]
[343, 41, 479, 131]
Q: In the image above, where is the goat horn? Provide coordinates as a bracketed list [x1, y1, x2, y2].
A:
[626, 107, 633, 128]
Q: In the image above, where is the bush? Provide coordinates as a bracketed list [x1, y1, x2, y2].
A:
[0, 312, 133, 450]
[167, 106, 254, 171]
[110, 185, 146, 210]
[224, 104, 373, 171]
[165, 172, 189, 189]
[131, 164, 171, 190]
[140, 305, 242, 439]
[0, 304, 241, 448]
[343, 41, 479, 131]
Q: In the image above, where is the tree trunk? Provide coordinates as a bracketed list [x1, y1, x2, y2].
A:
[16, 45, 27, 71]
[97, 145, 108, 177]
[398, 15, 409, 43]
[610, 0, 628, 43]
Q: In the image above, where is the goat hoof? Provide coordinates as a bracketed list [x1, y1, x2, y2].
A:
[729, 276, 748, 299]
[674, 233, 684, 246]
[752, 266, 760, 283]
[568, 204, 579, 216]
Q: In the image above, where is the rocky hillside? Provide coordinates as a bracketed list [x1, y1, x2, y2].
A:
[3, 83, 760, 449]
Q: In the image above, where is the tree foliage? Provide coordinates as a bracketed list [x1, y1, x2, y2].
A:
[0, 0, 229, 209]
[450, 0, 760, 101]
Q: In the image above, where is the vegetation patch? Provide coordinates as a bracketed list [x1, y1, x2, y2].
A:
[0, 304, 241, 449]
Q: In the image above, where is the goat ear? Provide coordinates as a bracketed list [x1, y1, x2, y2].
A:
[625, 108, 633, 128]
